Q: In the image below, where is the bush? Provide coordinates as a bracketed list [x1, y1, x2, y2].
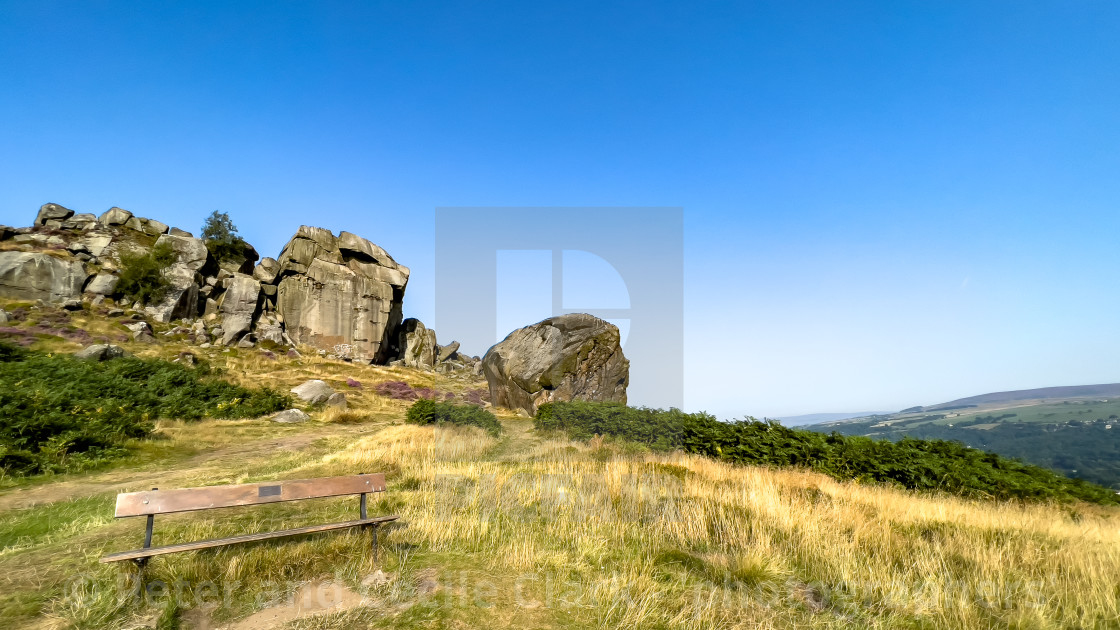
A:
[406, 399, 502, 436]
[116, 240, 177, 305]
[0, 343, 291, 476]
[534, 401, 1120, 505]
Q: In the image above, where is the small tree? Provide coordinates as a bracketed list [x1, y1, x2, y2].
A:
[200, 210, 252, 263]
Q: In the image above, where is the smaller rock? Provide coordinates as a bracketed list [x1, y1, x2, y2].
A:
[176, 352, 198, 366]
[270, 409, 311, 424]
[133, 331, 157, 343]
[437, 341, 460, 363]
[75, 344, 127, 361]
[143, 219, 169, 235]
[35, 203, 74, 226]
[107, 308, 125, 317]
[199, 342, 212, 349]
[326, 392, 348, 410]
[0, 309, 9, 324]
[286, 348, 301, 359]
[84, 274, 119, 296]
[61, 299, 82, 311]
[237, 336, 255, 349]
[98, 207, 133, 226]
[361, 570, 390, 588]
[291, 379, 335, 404]
[124, 321, 152, 335]
[169, 227, 193, 237]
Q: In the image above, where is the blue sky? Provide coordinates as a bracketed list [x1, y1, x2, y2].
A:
[2, 1, 1118, 418]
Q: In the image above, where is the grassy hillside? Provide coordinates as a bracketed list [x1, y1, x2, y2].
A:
[823, 398, 1120, 489]
[1, 301, 1119, 629]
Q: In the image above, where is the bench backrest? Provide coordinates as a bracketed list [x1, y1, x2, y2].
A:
[114, 473, 386, 518]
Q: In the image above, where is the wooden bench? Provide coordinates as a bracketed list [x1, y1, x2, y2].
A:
[100, 473, 398, 572]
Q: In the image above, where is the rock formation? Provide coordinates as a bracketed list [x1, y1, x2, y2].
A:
[273, 227, 409, 362]
[1, 203, 425, 365]
[482, 313, 629, 414]
[0, 252, 88, 302]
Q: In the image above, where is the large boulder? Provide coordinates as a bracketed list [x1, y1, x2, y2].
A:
[0, 252, 88, 302]
[395, 318, 437, 369]
[218, 272, 261, 345]
[482, 314, 629, 414]
[274, 226, 408, 363]
[35, 203, 74, 227]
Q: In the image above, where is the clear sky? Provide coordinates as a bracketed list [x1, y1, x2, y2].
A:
[2, 1, 1118, 418]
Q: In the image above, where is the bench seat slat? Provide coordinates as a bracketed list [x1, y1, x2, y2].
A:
[114, 473, 387, 517]
[99, 516, 398, 563]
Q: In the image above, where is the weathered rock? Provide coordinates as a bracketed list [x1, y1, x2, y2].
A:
[169, 227, 193, 237]
[0, 252, 89, 303]
[482, 314, 629, 414]
[395, 318, 437, 369]
[84, 273, 119, 296]
[255, 317, 286, 346]
[61, 213, 98, 231]
[98, 207, 133, 226]
[291, 379, 335, 404]
[61, 299, 82, 311]
[143, 218, 169, 236]
[75, 344, 127, 361]
[0, 226, 14, 241]
[253, 257, 280, 284]
[0, 309, 9, 324]
[124, 321, 152, 335]
[80, 232, 114, 257]
[275, 227, 408, 363]
[35, 203, 74, 226]
[236, 335, 255, 348]
[270, 409, 310, 423]
[437, 340, 461, 363]
[326, 392, 348, 410]
[218, 272, 260, 345]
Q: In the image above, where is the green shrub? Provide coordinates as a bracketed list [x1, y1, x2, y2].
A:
[406, 399, 502, 436]
[115, 240, 177, 305]
[201, 210, 254, 264]
[534, 401, 1120, 505]
[0, 342, 290, 476]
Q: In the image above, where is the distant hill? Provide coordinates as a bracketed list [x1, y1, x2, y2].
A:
[815, 384, 1120, 489]
[777, 411, 890, 426]
[923, 383, 1120, 411]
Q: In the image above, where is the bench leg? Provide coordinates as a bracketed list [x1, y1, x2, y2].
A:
[370, 523, 379, 564]
[132, 558, 149, 601]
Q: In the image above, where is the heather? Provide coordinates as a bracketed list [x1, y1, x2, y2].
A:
[0, 342, 290, 476]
